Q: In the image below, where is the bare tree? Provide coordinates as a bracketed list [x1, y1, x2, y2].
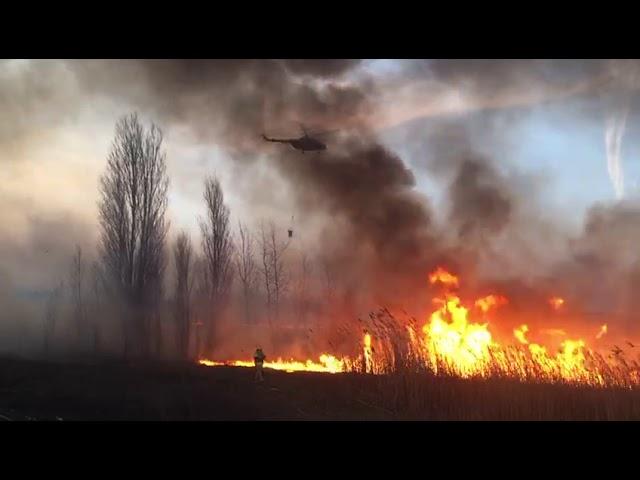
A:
[97, 112, 169, 357]
[192, 256, 208, 359]
[320, 255, 337, 304]
[200, 175, 234, 354]
[295, 252, 312, 324]
[173, 231, 194, 360]
[89, 262, 103, 353]
[269, 224, 289, 319]
[260, 223, 273, 316]
[259, 221, 289, 323]
[69, 245, 87, 345]
[43, 281, 64, 356]
[235, 222, 257, 324]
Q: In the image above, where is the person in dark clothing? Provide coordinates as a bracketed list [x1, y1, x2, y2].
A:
[254, 347, 266, 382]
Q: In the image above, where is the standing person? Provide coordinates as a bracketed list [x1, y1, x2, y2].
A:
[254, 347, 266, 382]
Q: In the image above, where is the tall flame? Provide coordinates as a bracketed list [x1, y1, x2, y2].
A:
[200, 267, 640, 388]
[363, 333, 373, 373]
[424, 294, 493, 377]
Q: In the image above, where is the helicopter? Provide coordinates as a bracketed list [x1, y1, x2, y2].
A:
[262, 124, 334, 153]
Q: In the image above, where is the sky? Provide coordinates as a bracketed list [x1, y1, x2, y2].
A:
[378, 63, 633, 230]
[370, 60, 639, 220]
[1, 59, 639, 298]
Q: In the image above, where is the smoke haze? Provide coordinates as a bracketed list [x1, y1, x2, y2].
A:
[3, 59, 640, 357]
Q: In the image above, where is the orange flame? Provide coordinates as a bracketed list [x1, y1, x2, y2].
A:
[514, 324, 529, 344]
[541, 328, 566, 337]
[422, 293, 493, 377]
[475, 295, 508, 313]
[429, 267, 459, 288]
[363, 333, 373, 373]
[199, 355, 345, 374]
[199, 268, 640, 388]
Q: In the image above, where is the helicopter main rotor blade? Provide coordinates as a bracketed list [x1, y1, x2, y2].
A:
[307, 129, 339, 137]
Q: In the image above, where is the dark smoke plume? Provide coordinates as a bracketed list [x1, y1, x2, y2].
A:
[7, 59, 640, 356]
[67, 60, 370, 151]
[63, 60, 452, 303]
[60, 60, 623, 313]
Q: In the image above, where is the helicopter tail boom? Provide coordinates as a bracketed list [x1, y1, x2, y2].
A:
[262, 134, 291, 144]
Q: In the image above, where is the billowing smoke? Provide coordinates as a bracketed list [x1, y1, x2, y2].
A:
[5, 59, 640, 358]
[272, 135, 447, 305]
[602, 61, 640, 200]
[64, 60, 452, 299]
[67, 59, 371, 152]
[605, 106, 629, 199]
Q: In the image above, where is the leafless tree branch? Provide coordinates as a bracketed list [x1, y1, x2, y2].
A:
[97, 112, 169, 357]
[199, 175, 234, 354]
[235, 222, 257, 324]
[69, 245, 87, 345]
[173, 231, 194, 360]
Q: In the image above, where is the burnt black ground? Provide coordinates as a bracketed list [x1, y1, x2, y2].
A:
[3, 355, 640, 420]
[0, 356, 388, 421]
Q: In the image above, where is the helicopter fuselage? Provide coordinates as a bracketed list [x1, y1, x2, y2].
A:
[263, 133, 326, 152]
[289, 136, 326, 152]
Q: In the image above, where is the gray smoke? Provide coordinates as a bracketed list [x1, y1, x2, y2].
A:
[6, 59, 640, 356]
[66, 60, 370, 151]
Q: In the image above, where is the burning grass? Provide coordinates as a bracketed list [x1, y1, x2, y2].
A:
[201, 268, 640, 389]
[347, 370, 640, 420]
[199, 355, 345, 374]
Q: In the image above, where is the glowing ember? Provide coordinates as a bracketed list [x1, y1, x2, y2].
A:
[549, 296, 565, 311]
[596, 324, 608, 339]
